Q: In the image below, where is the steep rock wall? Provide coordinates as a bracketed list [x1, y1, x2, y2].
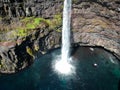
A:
[0, 0, 120, 73]
[0, 0, 63, 18]
[72, 0, 120, 59]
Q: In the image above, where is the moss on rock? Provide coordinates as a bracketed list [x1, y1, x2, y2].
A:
[26, 46, 34, 58]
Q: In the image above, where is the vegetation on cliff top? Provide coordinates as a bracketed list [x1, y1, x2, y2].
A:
[16, 14, 62, 37]
[0, 14, 62, 41]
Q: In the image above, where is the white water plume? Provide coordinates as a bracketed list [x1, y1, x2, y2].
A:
[54, 0, 75, 75]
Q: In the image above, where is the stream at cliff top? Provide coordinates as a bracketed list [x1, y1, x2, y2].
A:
[0, 47, 120, 90]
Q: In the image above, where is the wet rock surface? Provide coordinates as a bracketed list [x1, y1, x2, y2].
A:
[0, 0, 120, 73]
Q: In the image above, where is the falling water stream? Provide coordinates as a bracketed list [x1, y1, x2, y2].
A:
[62, 0, 71, 62]
[54, 0, 74, 75]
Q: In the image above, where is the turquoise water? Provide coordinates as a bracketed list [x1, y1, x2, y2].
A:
[0, 47, 120, 90]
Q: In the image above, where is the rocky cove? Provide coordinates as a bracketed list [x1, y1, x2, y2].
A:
[0, 0, 120, 74]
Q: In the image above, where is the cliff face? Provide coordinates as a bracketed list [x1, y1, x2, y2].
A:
[0, 29, 61, 73]
[0, 0, 63, 73]
[0, 0, 120, 73]
[0, 0, 63, 18]
[72, 0, 120, 59]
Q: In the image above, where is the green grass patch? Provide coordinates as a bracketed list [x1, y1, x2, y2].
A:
[26, 23, 35, 29]
[20, 14, 62, 32]
[46, 14, 62, 30]
[16, 17, 45, 37]
[16, 29, 27, 37]
[20, 17, 48, 30]
[0, 14, 62, 38]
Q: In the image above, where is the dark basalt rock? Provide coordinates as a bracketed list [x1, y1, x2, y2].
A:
[0, 0, 120, 73]
[0, 28, 61, 73]
[0, 0, 63, 18]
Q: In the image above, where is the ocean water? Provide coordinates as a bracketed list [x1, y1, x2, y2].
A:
[0, 47, 120, 90]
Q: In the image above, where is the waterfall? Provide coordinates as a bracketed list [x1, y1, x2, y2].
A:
[61, 0, 72, 62]
[54, 0, 74, 75]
